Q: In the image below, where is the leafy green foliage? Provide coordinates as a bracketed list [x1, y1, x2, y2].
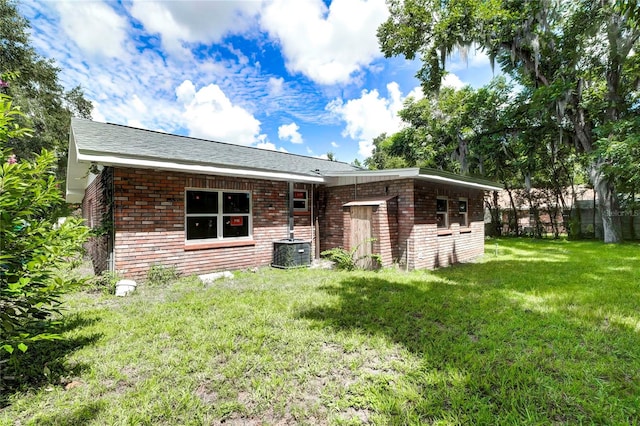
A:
[376, 0, 640, 242]
[88, 270, 120, 295]
[597, 115, 640, 194]
[146, 264, 181, 286]
[0, 0, 92, 183]
[321, 239, 382, 271]
[0, 94, 89, 356]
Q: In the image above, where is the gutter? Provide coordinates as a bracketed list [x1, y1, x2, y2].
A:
[75, 153, 326, 184]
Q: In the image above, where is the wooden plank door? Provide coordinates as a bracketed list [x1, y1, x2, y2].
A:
[350, 206, 373, 269]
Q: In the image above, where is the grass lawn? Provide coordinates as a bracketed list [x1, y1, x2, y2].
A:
[1, 238, 639, 425]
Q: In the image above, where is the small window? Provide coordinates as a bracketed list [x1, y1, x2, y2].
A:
[187, 217, 217, 240]
[458, 198, 468, 227]
[187, 191, 218, 214]
[223, 192, 250, 214]
[293, 190, 308, 211]
[436, 197, 448, 228]
[185, 189, 251, 241]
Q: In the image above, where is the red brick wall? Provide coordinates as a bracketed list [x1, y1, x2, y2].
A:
[81, 168, 112, 274]
[319, 179, 413, 258]
[412, 181, 486, 268]
[321, 179, 486, 270]
[111, 168, 314, 279]
[373, 199, 399, 266]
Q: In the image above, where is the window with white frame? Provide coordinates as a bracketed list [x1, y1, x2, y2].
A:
[436, 197, 448, 228]
[293, 189, 308, 212]
[185, 190, 251, 241]
[458, 198, 468, 227]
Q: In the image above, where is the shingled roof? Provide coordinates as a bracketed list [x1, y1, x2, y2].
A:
[66, 118, 502, 203]
[66, 118, 360, 202]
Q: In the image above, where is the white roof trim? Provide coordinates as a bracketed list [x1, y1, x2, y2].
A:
[325, 168, 420, 178]
[77, 153, 325, 184]
[416, 174, 503, 191]
[324, 168, 502, 191]
[66, 129, 90, 203]
[65, 123, 325, 203]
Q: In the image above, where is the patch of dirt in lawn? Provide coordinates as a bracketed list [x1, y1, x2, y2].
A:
[195, 381, 218, 405]
[217, 412, 297, 426]
[99, 365, 145, 396]
[336, 407, 372, 424]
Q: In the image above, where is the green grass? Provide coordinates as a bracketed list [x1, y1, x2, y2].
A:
[1, 238, 639, 425]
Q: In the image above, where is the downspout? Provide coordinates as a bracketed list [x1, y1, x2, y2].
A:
[354, 176, 358, 199]
[108, 167, 115, 272]
[288, 181, 295, 240]
[312, 184, 318, 258]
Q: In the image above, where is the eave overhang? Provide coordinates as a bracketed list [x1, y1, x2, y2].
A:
[65, 134, 325, 203]
[324, 168, 503, 191]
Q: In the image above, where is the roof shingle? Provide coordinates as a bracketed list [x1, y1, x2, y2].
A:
[71, 118, 360, 177]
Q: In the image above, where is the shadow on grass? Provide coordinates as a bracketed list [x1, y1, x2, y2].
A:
[0, 313, 102, 408]
[298, 252, 640, 423]
[29, 400, 107, 426]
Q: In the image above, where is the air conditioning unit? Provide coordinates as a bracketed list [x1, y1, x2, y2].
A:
[272, 239, 311, 269]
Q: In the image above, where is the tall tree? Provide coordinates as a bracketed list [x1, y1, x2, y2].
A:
[0, 0, 92, 182]
[378, 0, 640, 242]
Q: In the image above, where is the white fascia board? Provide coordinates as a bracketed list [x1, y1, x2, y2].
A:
[66, 188, 85, 204]
[76, 153, 326, 184]
[65, 129, 91, 203]
[417, 174, 502, 191]
[324, 168, 420, 178]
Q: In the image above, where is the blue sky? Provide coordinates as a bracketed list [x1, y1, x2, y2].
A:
[21, 0, 496, 164]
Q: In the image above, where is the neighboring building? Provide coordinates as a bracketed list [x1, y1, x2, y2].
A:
[486, 186, 640, 240]
[66, 118, 502, 279]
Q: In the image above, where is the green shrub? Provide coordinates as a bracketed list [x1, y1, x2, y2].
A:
[567, 216, 582, 240]
[321, 239, 382, 271]
[0, 93, 90, 355]
[146, 264, 180, 286]
[89, 270, 120, 295]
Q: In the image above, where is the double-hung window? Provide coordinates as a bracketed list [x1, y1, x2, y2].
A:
[436, 197, 449, 228]
[186, 190, 251, 241]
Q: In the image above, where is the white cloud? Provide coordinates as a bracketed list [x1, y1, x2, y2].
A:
[127, 119, 145, 129]
[327, 82, 417, 157]
[442, 73, 466, 90]
[176, 80, 261, 145]
[131, 95, 148, 114]
[447, 47, 491, 71]
[405, 86, 424, 101]
[91, 104, 107, 123]
[278, 122, 303, 144]
[54, 1, 128, 59]
[268, 77, 285, 96]
[261, 0, 389, 85]
[331, 141, 340, 148]
[129, 0, 262, 55]
[256, 141, 276, 151]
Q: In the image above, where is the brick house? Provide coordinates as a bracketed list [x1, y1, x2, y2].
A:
[66, 118, 502, 279]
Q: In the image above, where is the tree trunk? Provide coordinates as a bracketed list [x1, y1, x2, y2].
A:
[484, 190, 502, 236]
[506, 188, 519, 236]
[630, 191, 636, 240]
[565, 81, 624, 243]
[589, 162, 623, 243]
